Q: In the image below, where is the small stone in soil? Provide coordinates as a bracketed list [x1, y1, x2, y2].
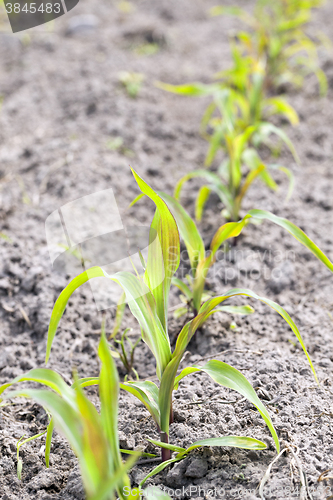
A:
[185, 457, 208, 478]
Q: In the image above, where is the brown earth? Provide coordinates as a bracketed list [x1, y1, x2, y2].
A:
[1, 0, 333, 499]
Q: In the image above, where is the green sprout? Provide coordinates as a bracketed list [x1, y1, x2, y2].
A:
[157, 49, 298, 222]
[106, 136, 135, 157]
[130, 187, 333, 381]
[1, 334, 140, 500]
[118, 71, 145, 98]
[210, 0, 329, 95]
[1, 170, 332, 492]
[16, 430, 48, 480]
[40, 169, 333, 477]
[43, 170, 280, 470]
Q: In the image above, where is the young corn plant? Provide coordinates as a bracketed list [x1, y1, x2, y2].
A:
[42, 170, 330, 477]
[0, 333, 139, 500]
[158, 43, 299, 154]
[131, 189, 333, 377]
[210, 0, 329, 95]
[174, 129, 295, 223]
[157, 47, 298, 222]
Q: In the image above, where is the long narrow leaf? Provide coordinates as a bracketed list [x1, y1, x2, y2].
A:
[173, 360, 279, 452]
[158, 192, 205, 273]
[247, 209, 333, 273]
[120, 382, 160, 426]
[46, 266, 171, 380]
[174, 170, 233, 213]
[195, 186, 211, 222]
[186, 436, 267, 452]
[98, 333, 122, 473]
[173, 288, 318, 382]
[132, 169, 180, 335]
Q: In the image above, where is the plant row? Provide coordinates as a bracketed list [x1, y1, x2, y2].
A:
[0, 1, 331, 499]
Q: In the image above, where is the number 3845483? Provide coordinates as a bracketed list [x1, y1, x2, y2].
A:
[5, 3, 62, 14]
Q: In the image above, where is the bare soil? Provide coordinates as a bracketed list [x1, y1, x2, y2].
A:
[1, 0, 333, 499]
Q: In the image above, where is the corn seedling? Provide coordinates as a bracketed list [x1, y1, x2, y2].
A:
[210, 0, 329, 95]
[131, 188, 333, 379]
[16, 429, 48, 480]
[106, 136, 135, 157]
[0, 333, 140, 500]
[175, 138, 295, 223]
[118, 71, 145, 98]
[39, 170, 333, 483]
[157, 49, 298, 222]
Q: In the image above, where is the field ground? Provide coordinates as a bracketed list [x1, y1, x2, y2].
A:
[1, 0, 333, 498]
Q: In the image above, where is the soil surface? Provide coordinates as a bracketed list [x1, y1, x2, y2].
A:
[1, 0, 333, 499]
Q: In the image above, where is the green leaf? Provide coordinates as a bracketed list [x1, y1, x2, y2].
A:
[174, 286, 318, 383]
[3, 389, 86, 476]
[158, 191, 205, 273]
[46, 266, 106, 363]
[90, 453, 140, 500]
[45, 418, 54, 468]
[47, 170, 178, 376]
[247, 210, 333, 274]
[73, 387, 110, 495]
[98, 332, 122, 475]
[132, 169, 180, 335]
[210, 217, 251, 258]
[139, 457, 182, 488]
[17, 430, 47, 479]
[242, 148, 278, 191]
[155, 81, 216, 97]
[46, 264, 171, 380]
[235, 164, 266, 210]
[276, 166, 295, 201]
[128, 193, 145, 208]
[72, 377, 100, 390]
[0, 368, 73, 405]
[148, 439, 186, 453]
[174, 360, 279, 452]
[185, 436, 267, 453]
[229, 126, 257, 188]
[121, 381, 160, 427]
[171, 277, 193, 301]
[264, 97, 299, 126]
[195, 186, 211, 221]
[110, 292, 126, 339]
[257, 122, 299, 163]
[174, 170, 233, 214]
[114, 272, 172, 379]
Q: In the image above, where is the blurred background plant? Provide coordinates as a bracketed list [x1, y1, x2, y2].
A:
[210, 0, 330, 95]
[157, 0, 329, 224]
[118, 71, 145, 98]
